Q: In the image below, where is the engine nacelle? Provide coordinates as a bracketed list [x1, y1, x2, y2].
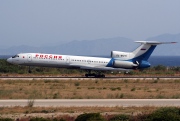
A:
[111, 51, 130, 58]
[113, 60, 138, 69]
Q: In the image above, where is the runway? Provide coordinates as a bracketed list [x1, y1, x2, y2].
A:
[0, 76, 180, 80]
[1, 99, 180, 107]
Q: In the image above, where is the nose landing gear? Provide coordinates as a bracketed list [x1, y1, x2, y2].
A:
[28, 66, 32, 73]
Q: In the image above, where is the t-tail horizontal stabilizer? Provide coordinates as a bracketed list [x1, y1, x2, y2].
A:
[135, 41, 177, 45]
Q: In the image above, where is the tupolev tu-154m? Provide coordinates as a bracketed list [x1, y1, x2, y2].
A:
[7, 41, 176, 77]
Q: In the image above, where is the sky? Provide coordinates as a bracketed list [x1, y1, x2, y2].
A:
[0, 0, 180, 48]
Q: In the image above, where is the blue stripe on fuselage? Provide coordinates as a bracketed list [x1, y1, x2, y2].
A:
[106, 58, 114, 67]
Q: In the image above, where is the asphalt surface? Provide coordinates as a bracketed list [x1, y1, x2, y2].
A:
[1, 99, 180, 107]
[0, 76, 180, 80]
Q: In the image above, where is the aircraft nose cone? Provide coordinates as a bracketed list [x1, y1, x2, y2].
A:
[7, 58, 12, 64]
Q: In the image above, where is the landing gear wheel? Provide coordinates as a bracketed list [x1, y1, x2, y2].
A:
[95, 74, 105, 78]
[102, 74, 105, 78]
[28, 70, 32, 73]
[85, 73, 97, 78]
[85, 70, 105, 78]
[85, 74, 88, 78]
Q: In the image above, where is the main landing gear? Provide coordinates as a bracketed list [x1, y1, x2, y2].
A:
[85, 70, 105, 78]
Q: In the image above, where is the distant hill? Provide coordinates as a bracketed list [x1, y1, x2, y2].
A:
[0, 33, 179, 56]
[146, 33, 180, 56]
[0, 37, 135, 56]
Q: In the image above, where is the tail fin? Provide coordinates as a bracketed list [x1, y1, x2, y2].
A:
[132, 41, 176, 61]
[130, 41, 176, 69]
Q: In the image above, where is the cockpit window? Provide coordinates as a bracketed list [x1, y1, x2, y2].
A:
[12, 55, 19, 58]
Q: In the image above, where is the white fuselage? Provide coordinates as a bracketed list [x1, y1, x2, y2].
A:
[8, 41, 171, 72]
[8, 53, 112, 69]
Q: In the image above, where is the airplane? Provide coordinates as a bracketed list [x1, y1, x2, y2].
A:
[7, 41, 176, 77]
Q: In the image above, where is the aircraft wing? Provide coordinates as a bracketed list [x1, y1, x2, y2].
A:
[69, 64, 130, 71]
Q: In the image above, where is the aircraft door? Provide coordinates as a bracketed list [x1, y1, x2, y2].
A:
[87, 60, 91, 64]
[27, 55, 32, 61]
[66, 56, 70, 64]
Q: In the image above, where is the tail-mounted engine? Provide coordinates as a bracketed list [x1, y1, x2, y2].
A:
[111, 51, 151, 69]
[113, 60, 138, 69]
[111, 51, 130, 58]
[111, 51, 138, 69]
